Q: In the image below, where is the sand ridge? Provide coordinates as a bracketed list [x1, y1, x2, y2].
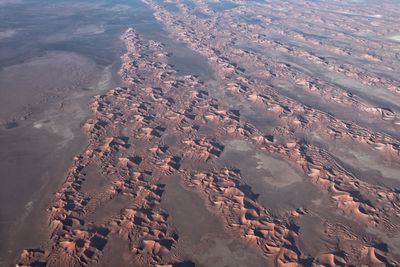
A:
[16, 0, 400, 266]
[17, 25, 400, 266]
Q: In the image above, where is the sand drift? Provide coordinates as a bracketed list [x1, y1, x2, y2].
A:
[16, 0, 400, 266]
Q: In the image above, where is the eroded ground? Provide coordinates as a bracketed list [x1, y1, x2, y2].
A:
[14, 0, 400, 266]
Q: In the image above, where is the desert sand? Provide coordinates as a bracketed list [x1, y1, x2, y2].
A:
[6, 0, 400, 266]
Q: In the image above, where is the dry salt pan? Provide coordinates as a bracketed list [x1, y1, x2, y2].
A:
[389, 35, 400, 42]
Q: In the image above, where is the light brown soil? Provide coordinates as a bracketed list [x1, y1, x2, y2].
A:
[15, 1, 400, 266]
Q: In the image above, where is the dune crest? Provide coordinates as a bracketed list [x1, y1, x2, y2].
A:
[17, 0, 400, 265]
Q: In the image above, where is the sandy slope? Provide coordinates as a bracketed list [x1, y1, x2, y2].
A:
[16, 0, 400, 266]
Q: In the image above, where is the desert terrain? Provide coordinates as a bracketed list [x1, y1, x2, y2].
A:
[1, 0, 400, 266]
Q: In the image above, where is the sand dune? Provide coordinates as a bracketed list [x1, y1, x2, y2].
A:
[16, 0, 400, 266]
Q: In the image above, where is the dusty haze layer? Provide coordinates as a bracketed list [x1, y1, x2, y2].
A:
[8, 0, 400, 266]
